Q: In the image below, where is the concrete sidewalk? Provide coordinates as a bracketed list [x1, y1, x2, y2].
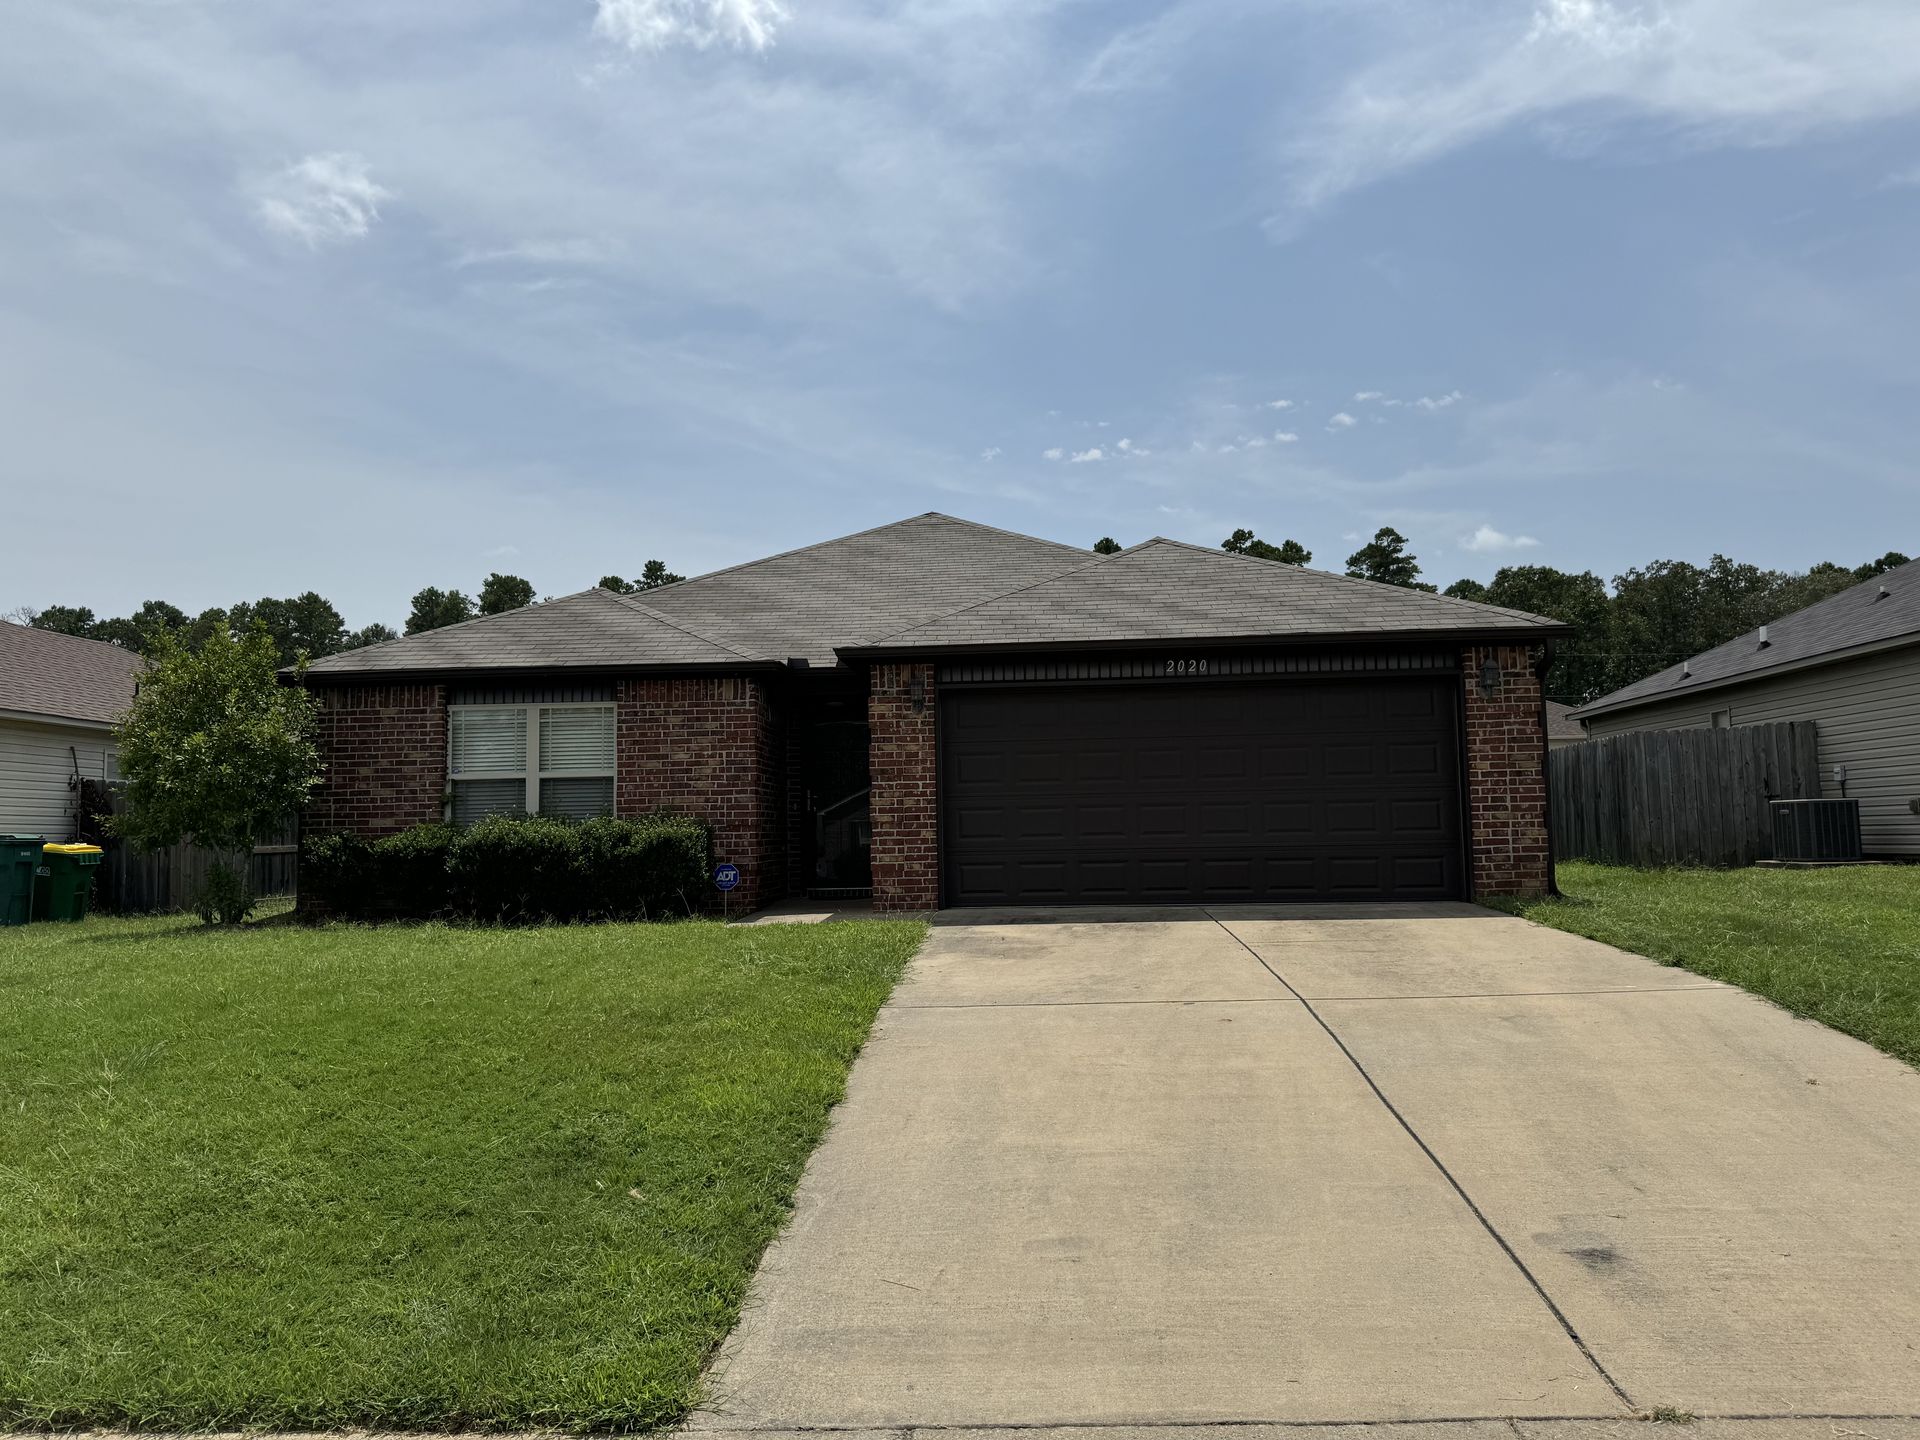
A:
[692, 906, 1920, 1431]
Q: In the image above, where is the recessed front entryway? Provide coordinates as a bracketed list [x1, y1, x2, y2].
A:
[694, 907, 1920, 1430]
[940, 677, 1464, 905]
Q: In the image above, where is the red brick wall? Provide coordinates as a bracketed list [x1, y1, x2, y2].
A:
[617, 676, 780, 911]
[1462, 645, 1550, 898]
[309, 683, 448, 838]
[869, 662, 939, 912]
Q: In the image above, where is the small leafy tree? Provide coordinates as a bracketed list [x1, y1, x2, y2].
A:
[637, 559, 683, 590]
[343, 621, 399, 650]
[479, 572, 536, 614]
[112, 626, 321, 924]
[598, 574, 636, 594]
[1093, 537, 1122, 555]
[29, 605, 97, 636]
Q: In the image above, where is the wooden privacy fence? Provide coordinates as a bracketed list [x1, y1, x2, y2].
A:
[1550, 721, 1821, 869]
[78, 783, 298, 913]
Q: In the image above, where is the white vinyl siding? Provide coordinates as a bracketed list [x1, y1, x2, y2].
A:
[1581, 642, 1920, 855]
[448, 703, 615, 824]
[0, 717, 116, 840]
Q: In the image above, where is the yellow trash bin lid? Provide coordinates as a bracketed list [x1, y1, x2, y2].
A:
[42, 843, 103, 855]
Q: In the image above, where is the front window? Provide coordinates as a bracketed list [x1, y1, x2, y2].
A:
[449, 704, 616, 824]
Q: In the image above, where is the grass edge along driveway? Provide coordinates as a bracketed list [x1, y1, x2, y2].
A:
[1501, 860, 1920, 1069]
[0, 913, 925, 1433]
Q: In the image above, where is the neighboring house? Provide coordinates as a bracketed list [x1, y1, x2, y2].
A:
[0, 621, 142, 839]
[1545, 700, 1588, 751]
[1574, 558, 1920, 857]
[302, 513, 1568, 911]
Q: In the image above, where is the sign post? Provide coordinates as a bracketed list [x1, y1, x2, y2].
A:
[713, 862, 741, 921]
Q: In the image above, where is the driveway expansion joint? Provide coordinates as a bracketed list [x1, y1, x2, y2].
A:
[1204, 912, 1639, 1416]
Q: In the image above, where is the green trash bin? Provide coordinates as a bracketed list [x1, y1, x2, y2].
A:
[1, 836, 45, 927]
[33, 843, 103, 922]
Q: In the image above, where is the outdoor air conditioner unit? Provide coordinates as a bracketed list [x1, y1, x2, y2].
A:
[1770, 799, 1863, 862]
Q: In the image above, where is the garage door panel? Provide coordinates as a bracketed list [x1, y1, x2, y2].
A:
[942, 679, 1462, 906]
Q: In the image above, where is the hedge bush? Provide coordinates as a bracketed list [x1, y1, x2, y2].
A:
[302, 813, 710, 923]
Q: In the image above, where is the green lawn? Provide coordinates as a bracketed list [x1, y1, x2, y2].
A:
[1505, 861, 1920, 1067]
[0, 911, 924, 1432]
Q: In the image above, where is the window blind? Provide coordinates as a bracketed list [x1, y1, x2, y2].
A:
[539, 705, 615, 774]
[451, 708, 527, 775]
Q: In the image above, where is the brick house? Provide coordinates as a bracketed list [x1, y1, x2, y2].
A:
[302, 514, 1568, 911]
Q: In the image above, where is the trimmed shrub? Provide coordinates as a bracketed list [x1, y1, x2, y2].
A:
[302, 813, 710, 924]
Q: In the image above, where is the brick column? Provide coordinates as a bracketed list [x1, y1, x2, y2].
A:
[617, 676, 778, 912]
[869, 662, 939, 912]
[1462, 645, 1550, 898]
[309, 683, 448, 837]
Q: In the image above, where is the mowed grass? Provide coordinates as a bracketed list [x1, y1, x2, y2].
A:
[0, 912, 924, 1432]
[1505, 861, 1920, 1067]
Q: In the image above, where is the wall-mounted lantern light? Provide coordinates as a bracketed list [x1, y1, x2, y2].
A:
[1478, 654, 1502, 699]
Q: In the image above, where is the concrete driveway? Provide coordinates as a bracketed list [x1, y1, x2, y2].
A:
[694, 904, 1920, 1437]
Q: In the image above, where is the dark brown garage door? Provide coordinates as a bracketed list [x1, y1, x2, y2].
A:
[941, 678, 1463, 905]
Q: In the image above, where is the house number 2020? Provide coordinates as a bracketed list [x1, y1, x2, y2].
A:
[1166, 658, 1208, 676]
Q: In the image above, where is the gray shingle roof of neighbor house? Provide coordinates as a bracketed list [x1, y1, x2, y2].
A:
[1544, 700, 1585, 743]
[0, 620, 145, 726]
[1573, 556, 1920, 720]
[303, 514, 1092, 678]
[841, 538, 1570, 656]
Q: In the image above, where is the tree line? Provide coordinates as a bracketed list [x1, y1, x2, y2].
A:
[12, 560, 684, 669]
[1096, 525, 1911, 704]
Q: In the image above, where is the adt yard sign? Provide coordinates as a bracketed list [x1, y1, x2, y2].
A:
[714, 863, 741, 892]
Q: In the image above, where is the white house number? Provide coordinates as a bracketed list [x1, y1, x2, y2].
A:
[1165, 658, 1209, 676]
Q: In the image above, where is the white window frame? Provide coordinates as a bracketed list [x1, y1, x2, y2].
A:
[447, 702, 616, 821]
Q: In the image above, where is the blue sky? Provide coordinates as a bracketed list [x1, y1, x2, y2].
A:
[5, 0, 1919, 631]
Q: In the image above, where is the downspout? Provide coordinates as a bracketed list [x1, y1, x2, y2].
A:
[1534, 643, 1560, 898]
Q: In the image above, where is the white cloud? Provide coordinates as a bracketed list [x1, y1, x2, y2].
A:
[481, 543, 521, 558]
[1414, 390, 1466, 411]
[1460, 523, 1542, 553]
[980, 446, 1002, 462]
[1327, 411, 1357, 430]
[1272, 430, 1299, 443]
[1278, 0, 1920, 220]
[1115, 437, 1152, 457]
[1264, 397, 1295, 410]
[1069, 446, 1105, 463]
[593, 0, 787, 52]
[1042, 447, 1065, 461]
[1242, 434, 1268, 448]
[1880, 164, 1920, 188]
[1354, 389, 1386, 402]
[252, 153, 391, 247]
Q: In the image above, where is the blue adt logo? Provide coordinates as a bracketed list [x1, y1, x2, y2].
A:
[713, 863, 741, 892]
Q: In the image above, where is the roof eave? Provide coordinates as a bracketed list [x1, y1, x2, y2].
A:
[1572, 628, 1920, 721]
[298, 658, 785, 686]
[0, 706, 120, 731]
[838, 624, 1570, 663]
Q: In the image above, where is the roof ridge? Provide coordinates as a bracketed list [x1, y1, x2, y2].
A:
[639, 512, 1087, 602]
[861, 548, 1119, 646]
[604, 589, 764, 661]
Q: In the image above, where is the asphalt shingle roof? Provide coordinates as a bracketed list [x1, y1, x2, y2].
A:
[303, 513, 1092, 678]
[843, 538, 1567, 655]
[1574, 557, 1920, 719]
[0, 620, 144, 726]
[1545, 700, 1586, 743]
[300, 515, 1567, 680]
[639, 513, 1092, 665]
[303, 587, 756, 676]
